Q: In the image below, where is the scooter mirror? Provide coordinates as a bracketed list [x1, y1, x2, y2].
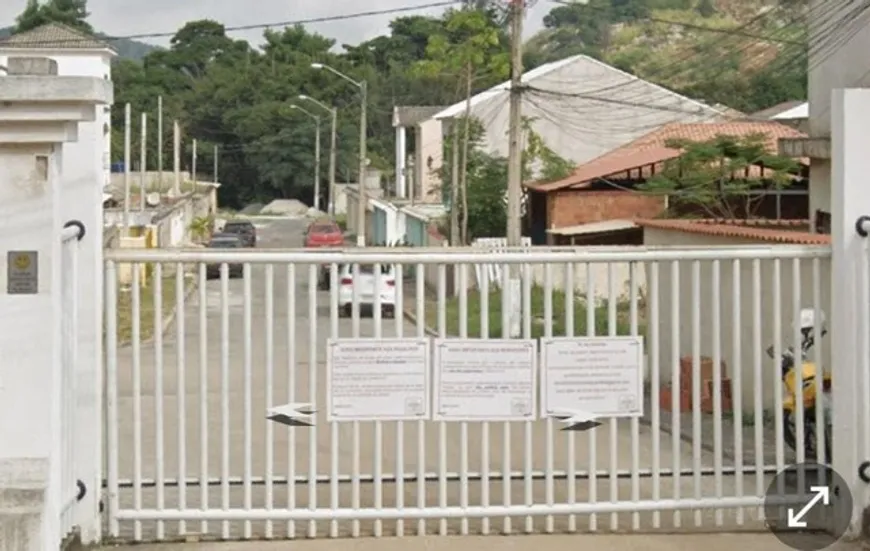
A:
[797, 308, 826, 331]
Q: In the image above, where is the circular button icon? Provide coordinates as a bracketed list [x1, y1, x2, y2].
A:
[764, 462, 852, 551]
[13, 254, 30, 271]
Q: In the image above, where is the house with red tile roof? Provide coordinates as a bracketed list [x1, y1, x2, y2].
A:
[638, 216, 830, 409]
[523, 120, 810, 244]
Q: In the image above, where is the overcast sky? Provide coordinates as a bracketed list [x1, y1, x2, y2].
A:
[0, 0, 550, 49]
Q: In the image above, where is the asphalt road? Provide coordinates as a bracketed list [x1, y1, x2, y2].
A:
[109, 217, 764, 543]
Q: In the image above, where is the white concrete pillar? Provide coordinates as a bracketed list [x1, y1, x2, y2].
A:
[395, 126, 406, 198]
[0, 57, 112, 550]
[830, 88, 870, 538]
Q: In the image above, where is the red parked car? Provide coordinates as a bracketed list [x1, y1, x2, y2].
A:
[304, 219, 344, 289]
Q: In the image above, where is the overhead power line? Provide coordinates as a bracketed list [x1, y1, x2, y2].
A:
[2, 1, 464, 44]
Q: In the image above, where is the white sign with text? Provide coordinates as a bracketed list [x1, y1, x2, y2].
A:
[326, 338, 430, 421]
[433, 338, 537, 421]
[541, 336, 644, 418]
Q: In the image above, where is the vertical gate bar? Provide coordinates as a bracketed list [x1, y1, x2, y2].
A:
[60, 243, 69, 536]
[308, 263, 319, 538]
[329, 262, 340, 538]
[543, 262, 554, 534]
[500, 262, 512, 535]
[792, 259, 806, 487]
[711, 260, 723, 527]
[629, 261, 640, 531]
[751, 259, 763, 517]
[649, 261, 661, 529]
[286, 264, 297, 539]
[690, 260, 701, 528]
[607, 262, 618, 531]
[812, 259, 824, 469]
[415, 263, 426, 536]
[350, 262, 360, 538]
[458, 263, 469, 536]
[220, 263, 230, 540]
[373, 263, 384, 538]
[154, 264, 166, 540]
[264, 264, 275, 538]
[860, 243, 870, 470]
[437, 264, 448, 536]
[72, 241, 79, 534]
[480, 269, 491, 536]
[176, 262, 188, 537]
[105, 260, 120, 538]
[69, 240, 80, 534]
[772, 259, 785, 500]
[132, 263, 143, 541]
[522, 262, 533, 534]
[198, 263, 209, 536]
[670, 260, 681, 528]
[242, 263, 253, 538]
[564, 262, 576, 533]
[586, 262, 597, 531]
[731, 259, 744, 525]
[394, 263, 405, 537]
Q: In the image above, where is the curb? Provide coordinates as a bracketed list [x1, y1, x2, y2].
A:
[118, 278, 198, 348]
[402, 306, 438, 337]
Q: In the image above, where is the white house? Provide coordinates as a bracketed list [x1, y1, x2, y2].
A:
[778, 0, 870, 233]
[0, 23, 117, 194]
[393, 54, 727, 204]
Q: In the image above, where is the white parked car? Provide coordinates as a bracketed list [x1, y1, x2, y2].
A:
[337, 263, 397, 318]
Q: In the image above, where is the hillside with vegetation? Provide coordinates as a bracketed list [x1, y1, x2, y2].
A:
[3, 0, 810, 228]
[525, 0, 807, 113]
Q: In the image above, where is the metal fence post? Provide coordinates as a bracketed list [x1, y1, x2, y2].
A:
[830, 87, 870, 538]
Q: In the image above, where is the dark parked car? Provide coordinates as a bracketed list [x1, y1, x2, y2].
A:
[206, 234, 245, 279]
[222, 219, 257, 247]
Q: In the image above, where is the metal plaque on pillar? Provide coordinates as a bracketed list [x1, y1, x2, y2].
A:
[7, 251, 38, 294]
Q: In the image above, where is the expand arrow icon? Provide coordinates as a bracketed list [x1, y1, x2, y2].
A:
[787, 485, 830, 528]
[267, 403, 315, 427]
[550, 410, 603, 432]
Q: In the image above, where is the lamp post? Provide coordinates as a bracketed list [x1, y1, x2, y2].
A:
[311, 62, 367, 247]
[290, 105, 321, 211]
[299, 94, 338, 216]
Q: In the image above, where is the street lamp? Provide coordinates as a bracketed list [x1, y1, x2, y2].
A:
[299, 94, 338, 216]
[311, 62, 367, 247]
[290, 104, 321, 212]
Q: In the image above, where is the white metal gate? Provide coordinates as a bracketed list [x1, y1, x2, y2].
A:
[103, 245, 833, 542]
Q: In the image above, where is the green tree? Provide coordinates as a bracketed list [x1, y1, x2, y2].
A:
[15, 0, 92, 33]
[638, 134, 799, 218]
[413, 7, 508, 243]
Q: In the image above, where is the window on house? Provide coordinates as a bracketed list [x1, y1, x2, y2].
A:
[815, 209, 831, 234]
[34, 155, 48, 182]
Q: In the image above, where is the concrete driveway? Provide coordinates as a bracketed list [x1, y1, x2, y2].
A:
[99, 533, 863, 551]
[109, 216, 769, 542]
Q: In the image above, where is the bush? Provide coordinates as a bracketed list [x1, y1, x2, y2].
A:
[334, 214, 348, 231]
[425, 285, 640, 338]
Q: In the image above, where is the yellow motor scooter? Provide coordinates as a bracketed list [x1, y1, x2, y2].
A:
[766, 308, 833, 463]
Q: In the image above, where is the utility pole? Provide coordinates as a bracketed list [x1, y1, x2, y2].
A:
[505, 0, 525, 337]
[450, 124, 460, 245]
[140, 112, 147, 212]
[357, 80, 368, 246]
[123, 103, 131, 232]
[314, 118, 321, 212]
[213, 145, 219, 183]
[173, 120, 181, 196]
[328, 108, 337, 215]
[192, 139, 198, 187]
[157, 95, 163, 194]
